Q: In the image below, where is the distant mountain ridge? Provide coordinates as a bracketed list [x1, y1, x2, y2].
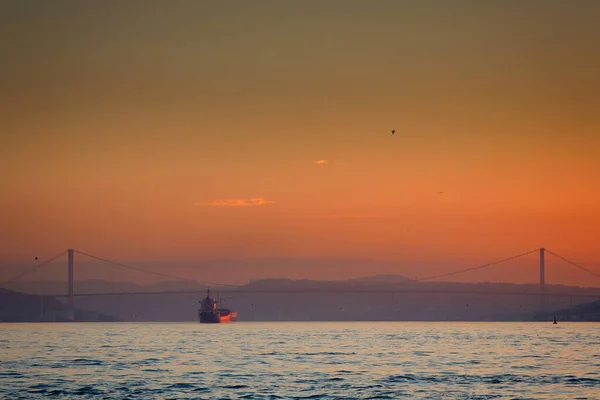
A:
[536, 299, 600, 322]
[0, 288, 120, 322]
[4, 274, 600, 296]
[4, 274, 414, 295]
[4, 279, 208, 296]
[3, 277, 599, 322]
[348, 274, 413, 283]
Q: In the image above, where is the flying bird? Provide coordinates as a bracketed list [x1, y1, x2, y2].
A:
[391, 129, 395, 135]
[35, 257, 38, 260]
[438, 192, 444, 195]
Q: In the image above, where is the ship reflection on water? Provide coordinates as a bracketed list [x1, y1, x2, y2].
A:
[198, 289, 237, 323]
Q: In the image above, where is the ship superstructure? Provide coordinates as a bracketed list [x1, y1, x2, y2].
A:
[198, 289, 237, 323]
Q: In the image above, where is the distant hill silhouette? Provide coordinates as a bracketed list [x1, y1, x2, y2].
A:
[0, 288, 120, 322]
[536, 299, 600, 322]
[4, 279, 206, 296]
[348, 274, 412, 284]
[3, 278, 599, 322]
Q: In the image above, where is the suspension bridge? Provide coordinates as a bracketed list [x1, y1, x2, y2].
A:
[2, 247, 600, 320]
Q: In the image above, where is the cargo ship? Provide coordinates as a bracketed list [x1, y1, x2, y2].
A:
[198, 289, 237, 323]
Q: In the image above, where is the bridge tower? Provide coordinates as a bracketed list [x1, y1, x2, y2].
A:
[67, 249, 75, 320]
[539, 247, 545, 310]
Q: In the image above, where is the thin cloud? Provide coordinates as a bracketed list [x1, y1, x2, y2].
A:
[313, 160, 328, 165]
[316, 214, 381, 220]
[193, 197, 275, 207]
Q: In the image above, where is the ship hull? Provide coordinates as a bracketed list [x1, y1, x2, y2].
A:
[198, 310, 233, 323]
[219, 312, 231, 323]
[198, 311, 221, 323]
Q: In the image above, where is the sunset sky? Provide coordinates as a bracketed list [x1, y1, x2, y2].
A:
[1, 1, 599, 286]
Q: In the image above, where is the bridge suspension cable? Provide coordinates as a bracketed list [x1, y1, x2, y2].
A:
[403, 248, 541, 284]
[545, 249, 600, 280]
[72, 247, 543, 290]
[73, 249, 241, 288]
[1, 250, 68, 285]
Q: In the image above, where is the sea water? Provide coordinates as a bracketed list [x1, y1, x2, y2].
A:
[1, 322, 599, 399]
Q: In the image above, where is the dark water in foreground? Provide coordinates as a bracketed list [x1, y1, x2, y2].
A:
[1, 322, 599, 399]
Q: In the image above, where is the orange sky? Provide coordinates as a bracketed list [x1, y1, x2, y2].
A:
[1, 1, 599, 285]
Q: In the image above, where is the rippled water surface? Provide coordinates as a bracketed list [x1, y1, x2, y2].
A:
[1, 322, 599, 399]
